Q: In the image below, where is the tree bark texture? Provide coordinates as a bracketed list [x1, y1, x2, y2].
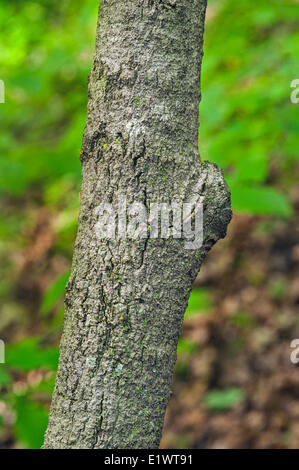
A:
[43, 0, 231, 449]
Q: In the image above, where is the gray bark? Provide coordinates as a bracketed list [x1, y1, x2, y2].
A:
[43, 0, 231, 449]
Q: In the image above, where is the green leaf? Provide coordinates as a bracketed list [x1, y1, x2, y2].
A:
[32, 375, 56, 395]
[230, 185, 293, 217]
[203, 387, 245, 412]
[6, 338, 59, 372]
[270, 279, 288, 300]
[177, 338, 198, 354]
[14, 396, 49, 449]
[185, 288, 213, 319]
[0, 367, 12, 386]
[40, 269, 70, 317]
[233, 150, 269, 183]
[231, 311, 255, 329]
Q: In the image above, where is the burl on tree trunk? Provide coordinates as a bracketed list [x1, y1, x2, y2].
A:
[43, 0, 231, 449]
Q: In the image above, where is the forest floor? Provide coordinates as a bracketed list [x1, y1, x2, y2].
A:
[162, 192, 299, 449]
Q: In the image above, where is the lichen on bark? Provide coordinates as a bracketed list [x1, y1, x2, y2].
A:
[43, 0, 231, 449]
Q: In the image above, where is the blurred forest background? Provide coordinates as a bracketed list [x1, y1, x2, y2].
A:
[0, 0, 299, 449]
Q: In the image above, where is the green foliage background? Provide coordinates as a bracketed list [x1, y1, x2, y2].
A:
[0, 0, 298, 448]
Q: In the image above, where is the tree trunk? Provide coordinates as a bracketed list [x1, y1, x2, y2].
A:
[43, 0, 231, 449]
